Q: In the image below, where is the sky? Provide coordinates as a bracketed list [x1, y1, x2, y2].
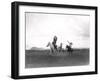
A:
[25, 12, 90, 50]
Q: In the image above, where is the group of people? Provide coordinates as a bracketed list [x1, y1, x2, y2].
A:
[47, 36, 73, 53]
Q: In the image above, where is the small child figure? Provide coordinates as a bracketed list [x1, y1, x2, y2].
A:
[58, 43, 63, 52]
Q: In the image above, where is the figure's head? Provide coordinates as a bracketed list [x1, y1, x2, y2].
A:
[53, 36, 57, 41]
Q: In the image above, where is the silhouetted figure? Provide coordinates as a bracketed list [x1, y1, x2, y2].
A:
[58, 43, 63, 52]
[52, 36, 58, 51]
[66, 41, 73, 55]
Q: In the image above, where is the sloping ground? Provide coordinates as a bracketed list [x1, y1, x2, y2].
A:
[25, 49, 89, 68]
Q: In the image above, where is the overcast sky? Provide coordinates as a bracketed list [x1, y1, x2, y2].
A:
[25, 12, 90, 50]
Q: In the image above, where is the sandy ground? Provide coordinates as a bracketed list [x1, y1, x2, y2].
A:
[25, 49, 89, 68]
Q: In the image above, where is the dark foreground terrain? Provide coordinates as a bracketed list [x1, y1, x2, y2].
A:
[25, 49, 89, 68]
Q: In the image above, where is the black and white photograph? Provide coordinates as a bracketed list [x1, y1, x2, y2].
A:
[11, 1, 97, 79]
[25, 12, 90, 68]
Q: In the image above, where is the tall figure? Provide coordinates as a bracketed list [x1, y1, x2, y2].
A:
[52, 36, 58, 51]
